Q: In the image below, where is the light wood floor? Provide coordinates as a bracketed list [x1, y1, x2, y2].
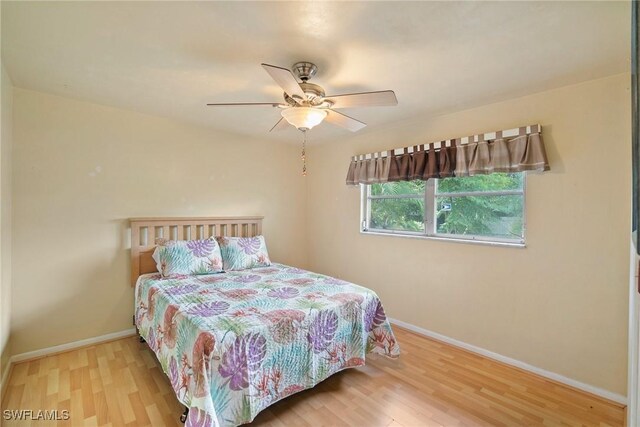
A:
[1, 327, 625, 426]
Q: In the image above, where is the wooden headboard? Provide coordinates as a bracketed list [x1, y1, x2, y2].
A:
[130, 216, 263, 286]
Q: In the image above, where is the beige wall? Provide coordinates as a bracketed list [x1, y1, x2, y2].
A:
[10, 88, 308, 354]
[1, 63, 13, 383]
[307, 73, 631, 395]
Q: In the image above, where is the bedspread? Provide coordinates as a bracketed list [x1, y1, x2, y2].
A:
[135, 263, 399, 427]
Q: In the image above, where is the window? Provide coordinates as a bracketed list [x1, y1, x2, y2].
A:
[361, 173, 525, 245]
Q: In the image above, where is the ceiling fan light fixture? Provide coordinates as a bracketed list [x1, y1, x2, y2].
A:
[281, 107, 327, 131]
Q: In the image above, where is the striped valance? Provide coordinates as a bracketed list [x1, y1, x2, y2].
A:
[346, 125, 549, 185]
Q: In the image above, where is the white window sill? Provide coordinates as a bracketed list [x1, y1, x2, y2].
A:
[360, 229, 526, 248]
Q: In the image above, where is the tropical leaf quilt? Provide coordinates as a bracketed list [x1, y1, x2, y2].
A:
[135, 263, 400, 427]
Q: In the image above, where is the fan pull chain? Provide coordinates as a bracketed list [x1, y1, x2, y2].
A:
[301, 130, 307, 176]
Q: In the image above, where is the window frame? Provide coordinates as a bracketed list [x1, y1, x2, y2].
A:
[360, 174, 527, 247]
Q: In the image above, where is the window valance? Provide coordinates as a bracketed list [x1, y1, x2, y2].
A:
[346, 125, 549, 185]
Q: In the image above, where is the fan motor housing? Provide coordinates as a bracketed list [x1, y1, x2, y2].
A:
[284, 82, 326, 106]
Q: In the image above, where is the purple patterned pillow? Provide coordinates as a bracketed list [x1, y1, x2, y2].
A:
[152, 237, 224, 277]
[216, 235, 271, 270]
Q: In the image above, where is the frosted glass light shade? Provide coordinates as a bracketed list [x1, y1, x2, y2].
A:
[281, 107, 327, 130]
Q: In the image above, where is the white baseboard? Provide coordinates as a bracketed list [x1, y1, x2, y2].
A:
[0, 358, 12, 400]
[10, 328, 137, 364]
[389, 317, 627, 406]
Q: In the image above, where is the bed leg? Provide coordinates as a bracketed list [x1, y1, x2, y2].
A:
[180, 407, 188, 423]
[134, 319, 145, 343]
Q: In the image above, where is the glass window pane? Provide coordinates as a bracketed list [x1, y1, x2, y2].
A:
[371, 180, 425, 196]
[435, 194, 524, 239]
[436, 173, 524, 194]
[369, 197, 425, 232]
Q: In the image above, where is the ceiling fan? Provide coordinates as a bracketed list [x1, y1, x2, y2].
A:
[206, 62, 398, 133]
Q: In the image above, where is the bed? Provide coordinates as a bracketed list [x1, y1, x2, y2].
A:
[131, 217, 400, 427]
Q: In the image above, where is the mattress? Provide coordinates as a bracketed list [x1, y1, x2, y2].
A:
[134, 263, 400, 427]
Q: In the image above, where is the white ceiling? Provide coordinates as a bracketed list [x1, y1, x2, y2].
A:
[1, 1, 630, 143]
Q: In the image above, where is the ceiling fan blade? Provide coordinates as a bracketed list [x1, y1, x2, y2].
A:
[325, 110, 367, 132]
[269, 117, 290, 132]
[206, 102, 283, 107]
[325, 90, 398, 109]
[261, 63, 306, 101]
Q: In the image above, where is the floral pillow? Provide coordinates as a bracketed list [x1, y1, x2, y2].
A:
[216, 235, 271, 271]
[152, 237, 224, 277]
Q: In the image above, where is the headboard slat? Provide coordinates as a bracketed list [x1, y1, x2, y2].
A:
[130, 216, 264, 286]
